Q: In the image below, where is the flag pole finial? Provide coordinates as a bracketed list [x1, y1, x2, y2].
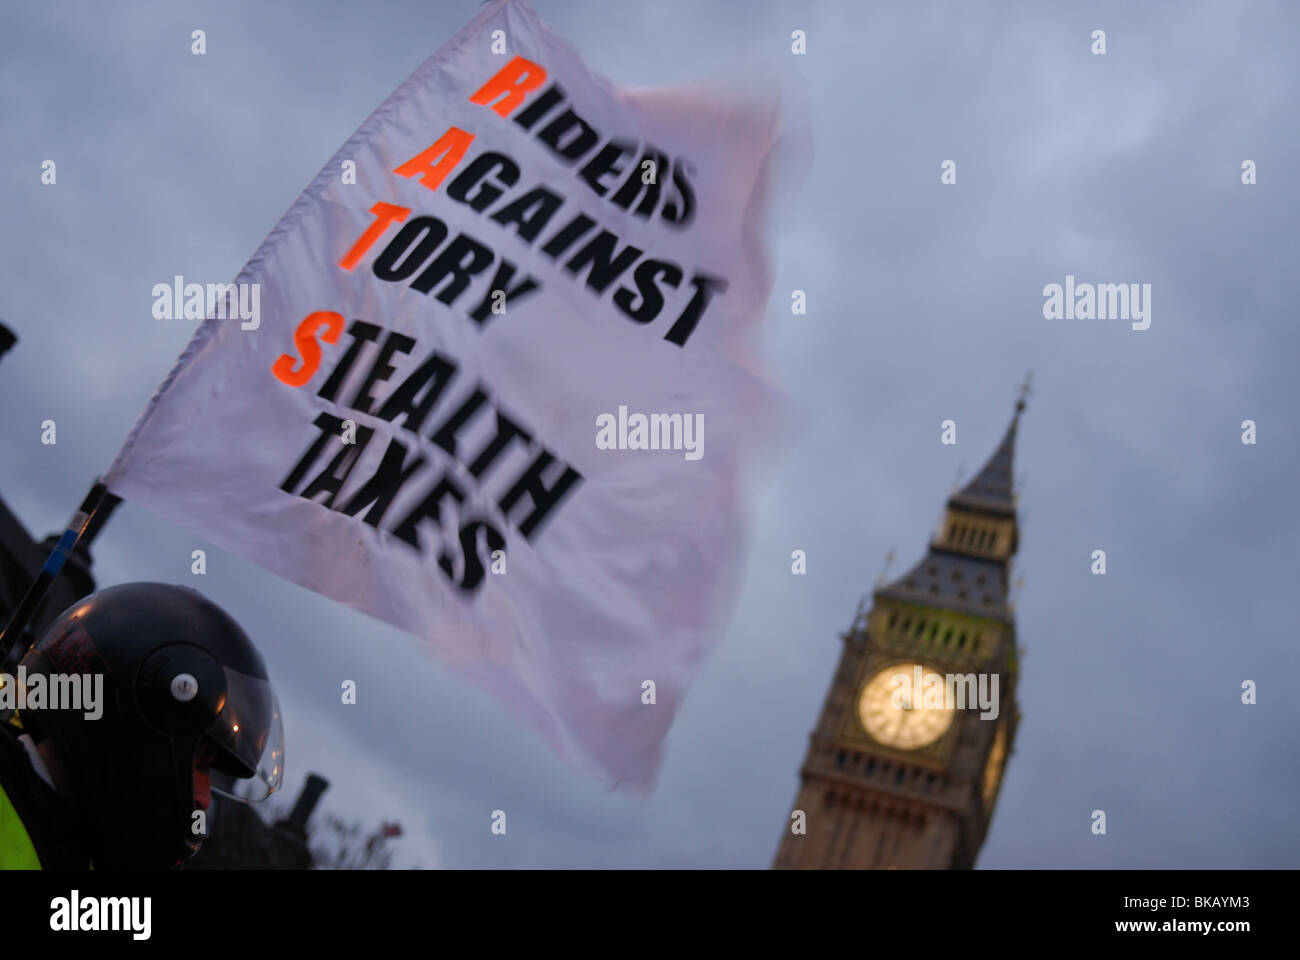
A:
[875, 548, 896, 587]
[1016, 371, 1034, 413]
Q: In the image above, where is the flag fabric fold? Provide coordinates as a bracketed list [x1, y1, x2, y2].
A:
[104, 0, 794, 789]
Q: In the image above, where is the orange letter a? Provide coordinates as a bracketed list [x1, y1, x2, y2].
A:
[394, 127, 475, 193]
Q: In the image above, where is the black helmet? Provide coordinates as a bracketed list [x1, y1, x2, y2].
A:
[16, 582, 283, 868]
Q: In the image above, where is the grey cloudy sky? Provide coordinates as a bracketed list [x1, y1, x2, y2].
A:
[2, 0, 1297, 867]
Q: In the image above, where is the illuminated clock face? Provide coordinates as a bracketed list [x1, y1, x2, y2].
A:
[982, 723, 1008, 809]
[857, 663, 955, 750]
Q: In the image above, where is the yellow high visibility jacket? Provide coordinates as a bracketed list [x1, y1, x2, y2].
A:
[0, 723, 88, 869]
[0, 780, 42, 869]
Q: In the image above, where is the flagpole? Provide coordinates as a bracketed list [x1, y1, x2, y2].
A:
[0, 479, 118, 673]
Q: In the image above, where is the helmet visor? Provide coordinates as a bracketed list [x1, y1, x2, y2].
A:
[207, 666, 283, 803]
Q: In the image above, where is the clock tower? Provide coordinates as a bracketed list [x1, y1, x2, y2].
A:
[773, 395, 1027, 869]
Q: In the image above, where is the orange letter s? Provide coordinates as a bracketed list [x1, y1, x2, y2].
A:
[272, 311, 345, 387]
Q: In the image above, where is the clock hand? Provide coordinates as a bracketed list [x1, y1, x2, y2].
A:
[890, 699, 906, 738]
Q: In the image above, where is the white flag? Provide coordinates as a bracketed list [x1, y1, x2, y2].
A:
[104, 0, 797, 789]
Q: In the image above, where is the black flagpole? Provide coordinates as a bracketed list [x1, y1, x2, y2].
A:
[0, 479, 116, 673]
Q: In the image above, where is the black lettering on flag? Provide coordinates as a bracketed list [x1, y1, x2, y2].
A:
[577, 140, 638, 197]
[350, 331, 416, 415]
[498, 451, 583, 540]
[391, 473, 466, 552]
[430, 386, 491, 459]
[466, 411, 533, 479]
[446, 518, 507, 592]
[375, 351, 458, 435]
[410, 233, 495, 302]
[373, 217, 449, 282]
[489, 186, 564, 244]
[281, 412, 346, 493]
[536, 108, 600, 162]
[299, 423, 376, 507]
[664, 272, 728, 347]
[609, 146, 669, 217]
[447, 152, 521, 213]
[661, 160, 696, 226]
[337, 435, 426, 527]
[512, 82, 566, 132]
[613, 259, 684, 324]
[564, 230, 643, 294]
[540, 213, 597, 259]
[318, 321, 381, 402]
[467, 260, 539, 325]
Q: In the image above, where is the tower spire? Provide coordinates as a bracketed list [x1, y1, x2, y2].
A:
[949, 377, 1030, 516]
[873, 385, 1028, 623]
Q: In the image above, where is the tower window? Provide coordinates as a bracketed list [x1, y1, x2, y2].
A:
[944, 629, 953, 644]
[888, 612, 897, 629]
[865, 758, 876, 775]
[957, 633, 967, 649]
[988, 532, 998, 551]
[901, 617, 911, 632]
[836, 750, 846, 769]
[895, 767, 905, 785]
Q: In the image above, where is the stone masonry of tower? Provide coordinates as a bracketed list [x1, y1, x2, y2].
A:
[773, 399, 1026, 869]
